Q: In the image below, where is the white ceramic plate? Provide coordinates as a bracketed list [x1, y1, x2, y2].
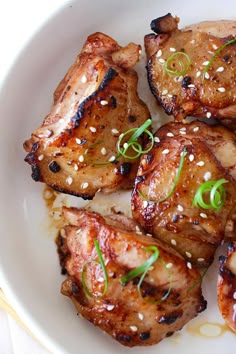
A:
[0, 0, 235, 353]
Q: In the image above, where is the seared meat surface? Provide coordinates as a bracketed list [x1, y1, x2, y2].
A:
[131, 121, 236, 266]
[24, 32, 150, 199]
[218, 242, 236, 333]
[59, 208, 206, 347]
[145, 14, 236, 124]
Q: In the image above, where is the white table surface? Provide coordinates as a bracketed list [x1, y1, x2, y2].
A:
[0, 1, 69, 353]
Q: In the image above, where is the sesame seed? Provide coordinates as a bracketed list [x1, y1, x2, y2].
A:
[167, 132, 174, 137]
[146, 233, 152, 237]
[179, 127, 186, 131]
[190, 39, 195, 44]
[75, 138, 81, 145]
[212, 44, 218, 50]
[189, 154, 194, 162]
[100, 100, 108, 106]
[101, 147, 107, 155]
[135, 225, 141, 232]
[177, 204, 184, 212]
[156, 49, 162, 57]
[139, 49, 142, 55]
[97, 277, 104, 283]
[74, 164, 79, 171]
[81, 74, 87, 83]
[81, 182, 89, 189]
[233, 292, 236, 300]
[106, 304, 115, 311]
[196, 161, 205, 166]
[200, 213, 208, 219]
[202, 61, 210, 66]
[204, 72, 210, 79]
[66, 176, 73, 185]
[179, 130, 186, 135]
[188, 84, 195, 88]
[187, 262, 192, 269]
[206, 112, 212, 118]
[138, 313, 144, 320]
[216, 66, 224, 72]
[60, 228, 66, 237]
[154, 137, 160, 143]
[109, 155, 116, 162]
[193, 126, 199, 132]
[171, 239, 177, 246]
[159, 58, 165, 64]
[196, 71, 201, 78]
[162, 89, 168, 95]
[167, 94, 173, 98]
[78, 155, 84, 162]
[203, 171, 211, 181]
[166, 263, 173, 269]
[111, 128, 119, 134]
[178, 75, 183, 82]
[143, 200, 148, 208]
[89, 127, 97, 133]
[123, 142, 129, 150]
[170, 47, 176, 52]
[44, 190, 53, 199]
[233, 304, 236, 312]
[185, 251, 192, 258]
[130, 326, 138, 332]
[38, 154, 44, 161]
[217, 87, 226, 93]
[197, 258, 205, 262]
[162, 149, 169, 154]
[76, 228, 81, 234]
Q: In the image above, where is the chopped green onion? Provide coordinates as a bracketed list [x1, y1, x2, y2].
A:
[138, 146, 187, 204]
[117, 119, 154, 159]
[120, 246, 172, 304]
[193, 178, 228, 211]
[81, 239, 109, 299]
[203, 37, 236, 80]
[164, 52, 191, 76]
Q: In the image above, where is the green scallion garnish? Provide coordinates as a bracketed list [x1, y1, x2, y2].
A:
[164, 52, 191, 76]
[81, 239, 109, 299]
[203, 36, 236, 80]
[138, 146, 187, 204]
[193, 178, 228, 212]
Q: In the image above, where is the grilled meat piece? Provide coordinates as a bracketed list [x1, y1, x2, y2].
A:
[145, 14, 236, 124]
[59, 208, 206, 347]
[24, 32, 150, 199]
[131, 121, 236, 267]
[218, 242, 236, 333]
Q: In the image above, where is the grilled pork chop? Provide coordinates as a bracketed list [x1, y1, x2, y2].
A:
[24, 32, 150, 199]
[218, 242, 236, 333]
[145, 13, 236, 125]
[131, 121, 236, 267]
[58, 208, 206, 347]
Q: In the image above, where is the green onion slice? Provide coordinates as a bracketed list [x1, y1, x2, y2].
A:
[164, 52, 191, 76]
[203, 36, 236, 80]
[138, 146, 187, 204]
[117, 119, 154, 159]
[81, 239, 109, 299]
[193, 178, 228, 211]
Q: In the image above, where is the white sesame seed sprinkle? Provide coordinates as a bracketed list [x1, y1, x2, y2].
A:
[189, 154, 194, 162]
[109, 155, 116, 162]
[170, 47, 176, 52]
[206, 112, 212, 118]
[76, 228, 82, 234]
[81, 74, 87, 83]
[185, 251, 192, 258]
[38, 154, 44, 161]
[78, 155, 84, 162]
[200, 213, 208, 219]
[202, 61, 210, 66]
[154, 137, 160, 143]
[204, 72, 210, 79]
[101, 147, 107, 155]
[233, 292, 236, 300]
[162, 89, 168, 95]
[138, 313, 144, 320]
[187, 262, 192, 269]
[197, 258, 205, 262]
[178, 75, 183, 82]
[188, 84, 195, 88]
[167, 94, 173, 98]
[203, 171, 211, 181]
[179, 130, 186, 135]
[212, 44, 218, 50]
[193, 126, 199, 132]
[123, 142, 129, 149]
[97, 277, 104, 283]
[89, 126, 97, 133]
[196, 71, 201, 78]
[216, 66, 224, 72]
[166, 263, 173, 269]
[171, 239, 177, 246]
[167, 132, 174, 137]
[130, 326, 138, 332]
[66, 176, 73, 185]
[196, 161, 205, 167]
[74, 164, 79, 171]
[143, 200, 148, 208]
[75, 138, 81, 145]
[179, 127, 186, 131]
[162, 149, 169, 154]
[190, 39, 195, 44]
[100, 100, 108, 106]
[111, 128, 119, 134]
[217, 87, 226, 93]
[177, 204, 184, 212]
[233, 303, 236, 312]
[159, 58, 165, 64]
[81, 182, 89, 189]
[156, 49, 162, 57]
[106, 304, 115, 311]
[146, 233, 153, 237]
